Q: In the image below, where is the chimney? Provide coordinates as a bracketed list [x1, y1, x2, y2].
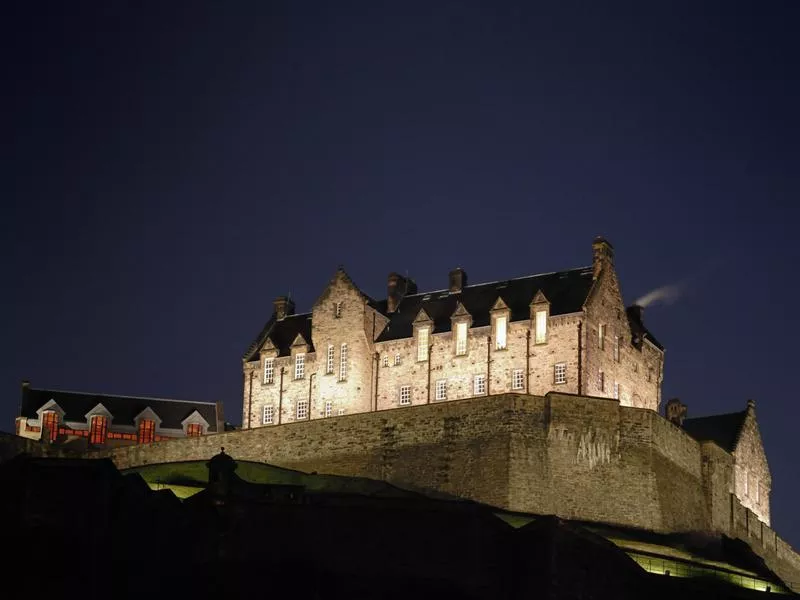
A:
[273, 296, 295, 321]
[449, 268, 468, 294]
[627, 304, 644, 324]
[665, 398, 687, 427]
[387, 272, 417, 313]
[592, 236, 614, 280]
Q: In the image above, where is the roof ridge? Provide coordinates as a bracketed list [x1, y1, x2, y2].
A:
[30, 388, 218, 406]
[683, 409, 747, 422]
[402, 266, 592, 299]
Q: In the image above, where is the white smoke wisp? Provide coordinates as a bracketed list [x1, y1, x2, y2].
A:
[634, 283, 683, 308]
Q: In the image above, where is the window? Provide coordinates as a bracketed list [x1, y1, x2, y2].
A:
[598, 324, 605, 350]
[455, 322, 468, 355]
[297, 400, 308, 420]
[598, 370, 605, 392]
[337, 408, 345, 416]
[756, 480, 760, 503]
[399, 385, 411, 405]
[263, 406, 274, 425]
[634, 362, 639, 373]
[382, 355, 389, 367]
[89, 415, 108, 445]
[495, 315, 507, 350]
[264, 358, 275, 384]
[42, 411, 59, 442]
[512, 369, 524, 390]
[417, 327, 429, 361]
[435, 379, 447, 401]
[614, 382, 620, 400]
[474, 374, 486, 395]
[554, 363, 567, 385]
[647, 367, 653, 383]
[334, 302, 342, 318]
[326, 346, 334, 374]
[325, 401, 332, 418]
[295, 354, 305, 379]
[138, 419, 155, 444]
[743, 469, 749, 496]
[339, 343, 348, 381]
[614, 336, 620, 362]
[186, 423, 203, 437]
[394, 353, 401, 366]
[535, 310, 547, 344]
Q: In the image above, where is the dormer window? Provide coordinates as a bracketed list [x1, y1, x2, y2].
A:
[138, 419, 155, 444]
[186, 423, 202, 437]
[417, 327, 429, 362]
[264, 358, 275, 384]
[334, 302, 343, 318]
[89, 415, 108, 445]
[295, 354, 305, 379]
[535, 310, 548, 344]
[41, 411, 59, 443]
[455, 322, 468, 356]
[495, 315, 507, 350]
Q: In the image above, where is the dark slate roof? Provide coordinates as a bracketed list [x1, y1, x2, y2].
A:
[21, 388, 219, 432]
[625, 307, 664, 351]
[681, 410, 747, 452]
[375, 267, 595, 342]
[243, 312, 314, 362]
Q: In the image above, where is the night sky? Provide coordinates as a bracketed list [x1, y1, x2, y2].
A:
[3, 2, 798, 547]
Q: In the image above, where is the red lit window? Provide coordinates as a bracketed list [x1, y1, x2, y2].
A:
[138, 419, 155, 444]
[42, 411, 60, 442]
[89, 415, 108, 445]
[186, 423, 203, 437]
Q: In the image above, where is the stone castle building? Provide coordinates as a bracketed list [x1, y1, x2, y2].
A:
[242, 237, 664, 429]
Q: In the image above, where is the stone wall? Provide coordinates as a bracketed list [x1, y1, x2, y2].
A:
[102, 392, 718, 534]
[732, 404, 771, 523]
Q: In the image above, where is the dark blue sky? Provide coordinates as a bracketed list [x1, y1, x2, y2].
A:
[3, 1, 798, 547]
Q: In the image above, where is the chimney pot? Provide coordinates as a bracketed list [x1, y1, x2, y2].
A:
[273, 296, 295, 321]
[449, 268, 468, 293]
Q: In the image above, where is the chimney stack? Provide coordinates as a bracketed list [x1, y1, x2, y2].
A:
[592, 236, 614, 280]
[627, 304, 644, 324]
[387, 272, 417, 313]
[449, 268, 468, 294]
[273, 296, 295, 321]
[665, 398, 687, 427]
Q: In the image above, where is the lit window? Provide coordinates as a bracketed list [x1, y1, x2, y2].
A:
[455, 322, 468, 356]
[263, 406, 274, 425]
[394, 353, 401, 366]
[417, 327, 429, 362]
[264, 358, 275, 384]
[474, 375, 486, 395]
[495, 315, 507, 350]
[598, 370, 605, 392]
[535, 310, 547, 344]
[614, 382, 620, 400]
[435, 379, 447, 401]
[138, 419, 155, 444]
[399, 386, 411, 405]
[554, 363, 566, 385]
[382, 355, 389, 367]
[598, 324, 605, 350]
[614, 336, 620, 362]
[42, 411, 59, 443]
[297, 400, 308, 420]
[512, 369, 524, 391]
[326, 346, 334, 374]
[89, 415, 108, 445]
[295, 354, 305, 379]
[334, 302, 342, 318]
[186, 423, 203, 437]
[325, 401, 332, 418]
[339, 343, 348, 381]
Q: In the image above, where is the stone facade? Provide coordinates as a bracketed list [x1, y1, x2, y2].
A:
[242, 237, 665, 428]
[732, 401, 771, 523]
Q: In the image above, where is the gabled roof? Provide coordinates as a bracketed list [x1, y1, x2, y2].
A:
[243, 312, 313, 362]
[681, 410, 748, 453]
[20, 388, 219, 432]
[374, 267, 595, 342]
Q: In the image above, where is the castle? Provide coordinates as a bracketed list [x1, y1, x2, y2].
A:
[242, 237, 664, 425]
